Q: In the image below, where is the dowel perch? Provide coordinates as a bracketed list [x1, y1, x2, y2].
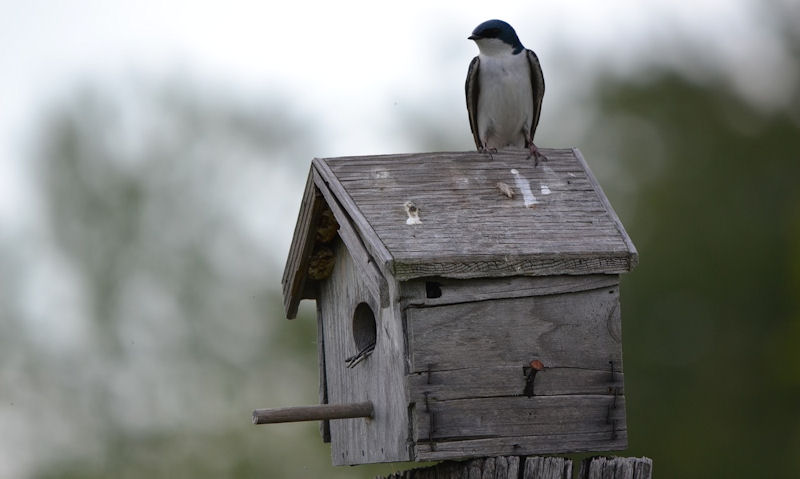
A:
[252, 401, 374, 425]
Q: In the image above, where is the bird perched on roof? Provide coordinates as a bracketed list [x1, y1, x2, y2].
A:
[466, 19, 546, 164]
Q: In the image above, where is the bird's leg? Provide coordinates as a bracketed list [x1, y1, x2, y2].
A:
[527, 140, 547, 167]
[479, 143, 496, 161]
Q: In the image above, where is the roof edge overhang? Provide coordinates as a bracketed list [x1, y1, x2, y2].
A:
[281, 160, 394, 319]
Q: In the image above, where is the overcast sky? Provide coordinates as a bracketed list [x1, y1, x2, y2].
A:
[2, 0, 794, 238]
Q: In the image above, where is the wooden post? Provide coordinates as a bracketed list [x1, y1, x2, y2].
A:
[252, 401, 373, 425]
[376, 456, 652, 479]
[579, 456, 653, 479]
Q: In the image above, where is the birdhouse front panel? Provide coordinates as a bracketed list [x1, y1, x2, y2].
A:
[401, 274, 626, 460]
[317, 237, 410, 465]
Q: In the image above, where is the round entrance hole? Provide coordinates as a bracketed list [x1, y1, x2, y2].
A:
[352, 302, 377, 351]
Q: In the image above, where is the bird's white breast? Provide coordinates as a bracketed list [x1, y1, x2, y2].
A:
[477, 52, 533, 149]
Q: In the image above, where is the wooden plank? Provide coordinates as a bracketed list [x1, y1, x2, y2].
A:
[573, 148, 638, 269]
[376, 456, 524, 479]
[316, 301, 330, 442]
[393, 254, 633, 281]
[314, 149, 637, 279]
[281, 171, 325, 318]
[312, 168, 390, 308]
[413, 395, 625, 440]
[406, 285, 623, 373]
[401, 274, 619, 307]
[579, 456, 653, 479]
[319, 240, 410, 465]
[407, 366, 623, 401]
[414, 430, 628, 461]
[313, 157, 394, 273]
[377, 455, 651, 479]
[522, 457, 572, 479]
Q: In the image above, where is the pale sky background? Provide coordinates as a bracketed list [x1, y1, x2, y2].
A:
[0, 1, 796, 476]
[1, 0, 793, 240]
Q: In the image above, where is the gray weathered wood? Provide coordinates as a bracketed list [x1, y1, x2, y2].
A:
[252, 401, 373, 424]
[392, 253, 632, 281]
[282, 149, 637, 317]
[573, 148, 639, 270]
[402, 282, 625, 459]
[376, 455, 523, 479]
[522, 456, 572, 479]
[401, 274, 619, 307]
[276, 149, 638, 464]
[281, 170, 325, 318]
[312, 168, 390, 308]
[415, 430, 627, 462]
[318, 239, 410, 465]
[313, 157, 394, 273]
[316, 300, 331, 442]
[407, 365, 623, 401]
[413, 395, 625, 441]
[406, 285, 623, 373]
[377, 456, 652, 479]
[579, 456, 653, 479]
[316, 149, 636, 280]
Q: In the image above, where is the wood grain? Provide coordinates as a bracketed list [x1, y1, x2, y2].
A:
[406, 285, 623, 373]
[317, 149, 637, 280]
[318, 239, 410, 465]
[579, 456, 653, 479]
[412, 395, 625, 441]
[376, 455, 652, 479]
[406, 366, 623, 401]
[522, 457, 573, 479]
[316, 301, 330, 442]
[313, 157, 394, 273]
[401, 274, 619, 307]
[377, 456, 522, 479]
[312, 168, 390, 308]
[414, 429, 627, 461]
[402, 280, 626, 459]
[281, 171, 325, 318]
[573, 148, 639, 270]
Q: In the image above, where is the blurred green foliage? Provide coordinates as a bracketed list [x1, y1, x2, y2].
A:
[588, 72, 800, 477]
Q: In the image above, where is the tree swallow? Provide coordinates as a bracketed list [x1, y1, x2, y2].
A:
[466, 19, 545, 163]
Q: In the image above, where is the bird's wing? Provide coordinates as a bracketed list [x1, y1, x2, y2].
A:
[465, 56, 482, 149]
[526, 49, 545, 143]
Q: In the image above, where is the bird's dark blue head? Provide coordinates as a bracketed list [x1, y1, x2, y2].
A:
[468, 19, 524, 54]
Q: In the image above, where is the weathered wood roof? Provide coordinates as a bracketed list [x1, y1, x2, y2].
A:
[282, 148, 637, 318]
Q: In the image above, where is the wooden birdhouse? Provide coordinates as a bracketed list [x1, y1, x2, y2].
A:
[255, 149, 637, 466]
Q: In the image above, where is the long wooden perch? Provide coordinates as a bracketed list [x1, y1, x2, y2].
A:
[252, 401, 374, 425]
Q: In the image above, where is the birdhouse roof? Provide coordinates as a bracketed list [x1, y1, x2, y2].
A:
[282, 148, 637, 318]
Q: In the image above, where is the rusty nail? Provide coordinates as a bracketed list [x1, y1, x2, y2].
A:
[523, 360, 545, 397]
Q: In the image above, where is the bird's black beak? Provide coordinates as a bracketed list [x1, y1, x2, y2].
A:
[468, 34, 479, 40]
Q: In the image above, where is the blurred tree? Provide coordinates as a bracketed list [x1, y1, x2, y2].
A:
[25, 80, 408, 478]
[580, 27, 800, 479]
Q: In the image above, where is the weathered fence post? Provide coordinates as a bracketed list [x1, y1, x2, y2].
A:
[579, 456, 653, 479]
[377, 455, 653, 479]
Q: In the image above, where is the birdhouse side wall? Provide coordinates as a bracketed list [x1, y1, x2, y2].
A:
[318, 238, 410, 465]
[401, 274, 627, 461]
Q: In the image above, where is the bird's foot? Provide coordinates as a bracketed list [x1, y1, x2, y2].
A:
[527, 144, 547, 167]
[479, 146, 498, 161]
